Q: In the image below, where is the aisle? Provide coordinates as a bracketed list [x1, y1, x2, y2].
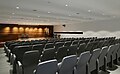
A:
[0, 48, 11, 74]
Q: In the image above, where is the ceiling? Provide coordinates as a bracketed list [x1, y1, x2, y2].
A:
[0, 0, 120, 25]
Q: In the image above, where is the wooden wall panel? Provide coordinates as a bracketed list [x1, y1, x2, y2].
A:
[0, 24, 53, 42]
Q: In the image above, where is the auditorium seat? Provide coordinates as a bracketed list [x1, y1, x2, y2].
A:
[44, 43, 54, 49]
[56, 46, 68, 62]
[71, 40, 79, 46]
[116, 44, 120, 64]
[11, 45, 32, 73]
[40, 48, 56, 62]
[55, 42, 64, 51]
[8, 43, 22, 62]
[112, 44, 119, 65]
[75, 51, 91, 74]
[98, 46, 109, 73]
[35, 59, 58, 74]
[88, 48, 101, 74]
[106, 45, 117, 70]
[85, 42, 94, 52]
[58, 55, 77, 74]
[67, 45, 77, 56]
[32, 44, 44, 55]
[77, 43, 86, 56]
[64, 41, 72, 47]
[16, 50, 39, 74]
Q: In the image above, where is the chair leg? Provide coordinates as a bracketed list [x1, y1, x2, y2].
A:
[107, 55, 118, 71]
[116, 53, 120, 66]
[99, 57, 110, 74]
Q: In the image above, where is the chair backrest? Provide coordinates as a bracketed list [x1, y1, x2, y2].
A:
[97, 41, 104, 48]
[75, 51, 91, 74]
[22, 50, 40, 74]
[55, 42, 64, 50]
[44, 43, 54, 49]
[22, 41, 31, 45]
[77, 43, 86, 56]
[106, 45, 116, 63]
[67, 45, 77, 56]
[85, 42, 94, 51]
[32, 44, 44, 55]
[31, 41, 40, 45]
[23, 50, 39, 66]
[71, 40, 79, 46]
[89, 48, 101, 72]
[56, 46, 68, 62]
[112, 44, 120, 60]
[35, 59, 58, 74]
[40, 48, 56, 62]
[64, 41, 72, 47]
[13, 45, 31, 62]
[58, 55, 77, 74]
[9, 43, 22, 52]
[98, 46, 108, 67]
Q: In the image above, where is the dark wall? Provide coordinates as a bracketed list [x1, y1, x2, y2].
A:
[0, 24, 53, 42]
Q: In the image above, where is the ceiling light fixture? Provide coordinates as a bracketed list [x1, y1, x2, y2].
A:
[88, 10, 91, 12]
[48, 12, 51, 13]
[16, 5, 20, 9]
[38, 16, 40, 18]
[65, 4, 68, 7]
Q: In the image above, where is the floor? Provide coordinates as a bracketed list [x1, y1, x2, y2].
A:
[0, 48, 11, 74]
[0, 47, 120, 74]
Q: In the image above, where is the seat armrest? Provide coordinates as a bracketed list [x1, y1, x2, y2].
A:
[10, 54, 16, 65]
[16, 61, 23, 74]
[96, 59, 99, 73]
[17, 61, 22, 67]
[87, 62, 90, 74]
[33, 70, 36, 74]
[74, 66, 77, 74]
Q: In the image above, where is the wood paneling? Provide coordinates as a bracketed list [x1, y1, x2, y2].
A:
[0, 24, 53, 42]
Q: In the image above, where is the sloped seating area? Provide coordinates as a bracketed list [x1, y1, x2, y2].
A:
[3, 37, 120, 74]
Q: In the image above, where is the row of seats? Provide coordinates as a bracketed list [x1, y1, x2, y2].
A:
[3, 37, 120, 74]
[16, 44, 120, 74]
[7, 37, 118, 65]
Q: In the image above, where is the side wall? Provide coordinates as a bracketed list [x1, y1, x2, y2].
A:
[54, 18, 120, 38]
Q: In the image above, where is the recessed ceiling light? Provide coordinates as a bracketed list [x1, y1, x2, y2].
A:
[76, 13, 80, 14]
[65, 4, 68, 7]
[38, 16, 40, 18]
[88, 10, 91, 12]
[16, 6, 20, 9]
[48, 12, 51, 13]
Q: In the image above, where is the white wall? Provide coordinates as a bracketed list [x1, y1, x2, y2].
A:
[54, 18, 120, 38]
